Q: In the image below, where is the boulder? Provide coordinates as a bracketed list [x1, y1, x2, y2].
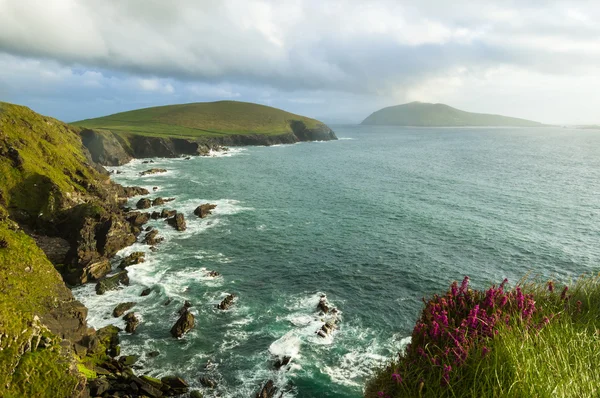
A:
[170, 311, 195, 338]
[120, 186, 150, 197]
[123, 312, 140, 333]
[119, 355, 139, 367]
[206, 270, 220, 277]
[89, 378, 111, 396]
[140, 168, 167, 176]
[316, 320, 337, 338]
[317, 295, 330, 314]
[190, 391, 203, 398]
[118, 251, 145, 269]
[96, 271, 129, 295]
[147, 351, 160, 358]
[153, 186, 158, 191]
[274, 356, 291, 370]
[136, 198, 152, 209]
[167, 212, 186, 231]
[199, 377, 217, 389]
[178, 300, 192, 316]
[160, 209, 176, 218]
[152, 197, 165, 206]
[113, 302, 136, 317]
[99, 215, 137, 257]
[126, 211, 150, 227]
[194, 203, 217, 218]
[256, 380, 277, 398]
[161, 376, 189, 394]
[141, 287, 153, 296]
[143, 229, 164, 245]
[217, 294, 236, 310]
[96, 325, 121, 357]
[65, 258, 111, 285]
[150, 211, 161, 220]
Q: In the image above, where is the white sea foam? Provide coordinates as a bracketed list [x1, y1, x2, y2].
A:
[338, 137, 355, 140]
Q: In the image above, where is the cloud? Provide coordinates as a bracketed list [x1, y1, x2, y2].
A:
[0, 0, 599, 123]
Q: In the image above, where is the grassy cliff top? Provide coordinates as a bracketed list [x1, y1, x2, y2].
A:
[361, 102, 545, 127]
[73, 100, 324, 138]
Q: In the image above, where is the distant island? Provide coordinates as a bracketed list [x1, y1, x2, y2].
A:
[361, 102, 545, 127]
[72, 100, 337, 165]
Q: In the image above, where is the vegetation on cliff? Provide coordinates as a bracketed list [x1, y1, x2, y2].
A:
[361, 102, 544, 127]
[365, 275, 600, 397]
[74, 100, 331, 138]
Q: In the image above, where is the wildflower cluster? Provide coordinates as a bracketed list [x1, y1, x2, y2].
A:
[405, 276, 544, 387]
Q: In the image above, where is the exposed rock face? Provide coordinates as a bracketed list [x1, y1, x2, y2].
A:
[120, 186, 150, 197]
[65, 258, 112, 285]
[126, 211, 150, 228]
[217, 294, 236, 310]
[161, 376, 189, 395]
[178, 300, 192, 316]
[80, 129, 133, 166]
[96, 271, 130, 295]
[161, 209, 176, 218]
[274, 356, 292, 370]
[167, 212, 187, 231]
[136, 198, 152, 209]
[194, 203, 217, 218]
[317, 295, 330, 314]
[143, 229, 163, 245]
[170, 310, 195, 338]
[256, 380, 278, 398]
[289, 120, 337, 141]
[123, 312, 140, 333]
[140, 168, 167, 176]
[118, 251, 145, 269]
[200, 376, 217, 388]
[152, 197, 165, 206]
[140, 287, 153, 296]
[113, 302, 136, 317]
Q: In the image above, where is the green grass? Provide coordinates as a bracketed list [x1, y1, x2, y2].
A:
[365, 275, 600, 398]
[72, 100, 324, 138]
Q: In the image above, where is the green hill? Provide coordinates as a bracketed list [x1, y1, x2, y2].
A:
[74, 100, 330, 138]
[361, 102, 544, 127]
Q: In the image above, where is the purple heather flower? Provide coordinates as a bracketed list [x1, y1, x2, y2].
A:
[547, 281, 554, 293]
[392, 373, 402, 384]
[460, 276, 470, 293]
[561, 286, 569, 300]
[482, 346, 490, 357]
[378, 392, 384, 397]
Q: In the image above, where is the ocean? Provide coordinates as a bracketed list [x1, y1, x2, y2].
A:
[74, 125, 600, 397]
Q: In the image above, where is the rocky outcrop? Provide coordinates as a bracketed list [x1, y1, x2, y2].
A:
[80, 129, 133, 166]
[140, 168, 167, 176]
[95, 271, 130, 295]
[143, 229, 164, 245]
[170, 310, 195, 338]
[118, 251, 145, 268]
[167, 212, 187, 231]
[126, 211, 150, 228]
[217, 294, 236, 310]
[256, 380, 278, 398]
[137, 198, 152, 209]
[194, 203, 217, 218]
[112, 302, 136, 317]
[123, 312, 140, 333]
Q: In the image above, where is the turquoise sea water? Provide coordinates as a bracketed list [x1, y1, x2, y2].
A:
[74, 126, 600, 397]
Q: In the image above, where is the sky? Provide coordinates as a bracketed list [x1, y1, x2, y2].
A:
[0, 0, 599, 124]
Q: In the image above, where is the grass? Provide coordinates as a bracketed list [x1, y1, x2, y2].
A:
[72, 100, 324, 138]
[365, 275, 600, 398]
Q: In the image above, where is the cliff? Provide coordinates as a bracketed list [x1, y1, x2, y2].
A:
[361, 102, 545, 127]
[74, 100, 337, 165]
[0, 102, 148, 396]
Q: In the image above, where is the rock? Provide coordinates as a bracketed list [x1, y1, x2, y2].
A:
[256, 380, 277, 398]
[190, 391, 203, 398]
[316, 320, 337, 338]
[140, 168, 167, 176]
[317, 295, 330, 314]
[163, 298, 173, 306]
[178, 301, 192, 315]
[152, 197, 165, 206]
[150, 211, 161, 219]
[153, 186, 159, 191]
[98, 215, 137, 258]
[194, 203, 217, 218]
[140, 375, 163, 390]
[123, 312, 140, 333]
[119, 355, 139, 366]
[199, 376, 217, 389]
[164, 197, 175, 202]
[113, 302, 137, 317]
[206, 270, 220, 277]
[161, 376, 189, 394]
[150, 246, 159, 252]
[217, 294, 236, 310]
[96, 325, 121, 357]
[142, 160, 154, 164]
[66, 258, 112, 285]
[89, 378, 111, 396]
[167, 212, 186, 231]
[120, 186, 150, 197]
[140, 287, 153, 296]
[147, 350, 160, 358]
[119, 251, 145, 269]
[274, 356, 291, 370]
[184, 157, 191, 160]
[143, 229, 164, 245]
[170, 311, 195, 338]
[126, 211, 150, 227]
[136, 198, 152, 209]
[96, 271, 130, 295]
[160, 209, 176, 218]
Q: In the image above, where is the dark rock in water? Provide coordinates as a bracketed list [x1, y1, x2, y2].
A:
[160, 208, 177, 218]
[167, 212, 187, 231]
[65, 258, 111, 285]
[206, 270, 220, 277]
[256, 380, 277, 398]
[317, 295, 330, 314]
[147, 350, 160, 358]
[96, 270, 129, 295]
[89, 378, 111, 396]
[150, 245, 159, 252]
[217, 294, 236, 310]
[121, 186, 150, 197]
[194, 203, 217, 218]
[145, 225, 154, 231]
[136, 198, 152, 209]
[152, 197, 165, 206]
[185, 156, 191, 160]
[143, 229, 164, 245]
[126, 211, 150, 227]
[150, 211, 161, 219]
[161, 376, 189, 394]
[153, 186, 159, 191]
[140, 168, 167, 176]
[316, 320, 337, 338]
[119, 355, 139, 366]
[190, 391, 203, 398]
[119, 251, 145, 268]
[178, 300, 193, 315]
[200, 376, 217, 388]
[164, 197, 176, 202]
[140, 287, 153, 296]
[274, 356, 292, 370]
[170, 310, 195, 338]
[142, 160, 154, 164]
[123, 312, 140, 333]
[164, 298, 173, 306]
[113, 302, 136, 317]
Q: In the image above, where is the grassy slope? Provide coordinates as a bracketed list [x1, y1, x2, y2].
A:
[73, 100, 323, 138]
[366, 276, 600, 398]
[361, 102, 544, 127]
